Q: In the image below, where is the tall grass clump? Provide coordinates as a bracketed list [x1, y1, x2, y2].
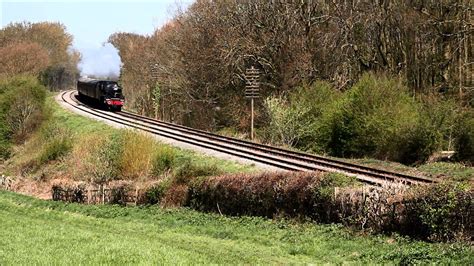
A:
[119, 130, 155, 180]
[69, 130, 161, 182]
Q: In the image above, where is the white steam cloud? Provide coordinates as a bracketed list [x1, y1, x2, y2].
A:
[78, 43, 121, 79]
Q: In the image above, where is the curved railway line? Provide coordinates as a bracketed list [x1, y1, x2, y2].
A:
[60, 90, 436, 186]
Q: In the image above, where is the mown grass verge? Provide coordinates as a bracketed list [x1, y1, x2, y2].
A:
[0, 190, 472, 264]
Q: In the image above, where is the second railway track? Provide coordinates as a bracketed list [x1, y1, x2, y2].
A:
[60, 90, 436, 187]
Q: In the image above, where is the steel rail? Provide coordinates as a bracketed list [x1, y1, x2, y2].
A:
[118, 110, 435, 185]
[61, 90, 435, 186]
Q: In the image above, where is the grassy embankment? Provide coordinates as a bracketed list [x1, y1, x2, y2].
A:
[2, 94, 255, 189]
[0, 190, 472, 264]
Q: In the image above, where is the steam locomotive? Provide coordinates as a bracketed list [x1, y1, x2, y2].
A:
[77, 79, 124, 111]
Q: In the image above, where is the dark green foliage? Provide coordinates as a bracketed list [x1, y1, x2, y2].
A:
[275, 73, 468, 165]
[38, 138, 72, 164]
[142, 183, 168, 205]
[0, 124, 11, 159]
[396, 122, 439, 165]
[151, 146, 175, 176]
[318, 74, 423, 162]
[40, 64, 79, 91]
[454, 113, 474, 164]
[37, 122, 72, 164]
[173, 158, 221, 184]
[0, 76, 48, 158]
[402, 182, 473, 241]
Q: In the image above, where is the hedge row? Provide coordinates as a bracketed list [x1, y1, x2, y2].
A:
[186, 172, 472, 242]
[51, 171, 472, 242]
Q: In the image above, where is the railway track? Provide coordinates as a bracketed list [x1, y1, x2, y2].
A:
[60, 90, 436, 186]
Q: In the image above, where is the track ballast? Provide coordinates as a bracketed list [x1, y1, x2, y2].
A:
[60, 90, 436, 186]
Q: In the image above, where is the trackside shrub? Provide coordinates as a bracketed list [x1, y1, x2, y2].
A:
[37, 122, 73, 164]
[151, 145, 176, 176]
[402, 182, 473, 241]
[187, 170, 472, 241]
[317, 73, 438, 164]
[0, 75, 48, 158]
[334, 182, 472, 241]
[454, 112, 474, 164]
[263, 81, 340, 149]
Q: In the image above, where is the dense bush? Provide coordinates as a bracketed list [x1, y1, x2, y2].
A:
[261, 73, 474, 165]
[0, 76, 48, 159]
[403, 182, 473, 241]
[264, 73, 469, 165]
[454, 112, 474, 164]
[141, 183, 167, 205]
[318, 74, 422, 161]
[263, 81, 339, 148]
[334, 183, 473, 242]
[151, 145, 176, 176]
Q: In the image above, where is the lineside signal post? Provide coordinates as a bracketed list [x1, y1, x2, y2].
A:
[245, 66, 260, 140]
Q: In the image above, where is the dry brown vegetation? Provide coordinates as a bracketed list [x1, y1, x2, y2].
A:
[0, 22, 80, 90]
[108, 1, 473, 165]
[111, 0, 473, 128]
[0, 42, 50, 77]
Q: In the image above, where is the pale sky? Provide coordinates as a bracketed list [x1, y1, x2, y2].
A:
[0, 0, 193, 76]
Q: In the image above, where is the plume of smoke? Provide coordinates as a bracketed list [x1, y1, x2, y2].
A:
[78, 43, 121, 80]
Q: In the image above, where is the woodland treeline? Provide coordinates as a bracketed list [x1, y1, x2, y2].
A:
[110, 0, 472, 126]
[109, 0, 473, 164]
[0, 22, 79, 158]
[0, 22, 80, 90]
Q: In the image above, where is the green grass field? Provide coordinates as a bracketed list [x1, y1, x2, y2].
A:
[0, 191, 471, 264]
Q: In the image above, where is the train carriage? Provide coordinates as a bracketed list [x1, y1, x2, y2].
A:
[77, 79, 124, 111]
